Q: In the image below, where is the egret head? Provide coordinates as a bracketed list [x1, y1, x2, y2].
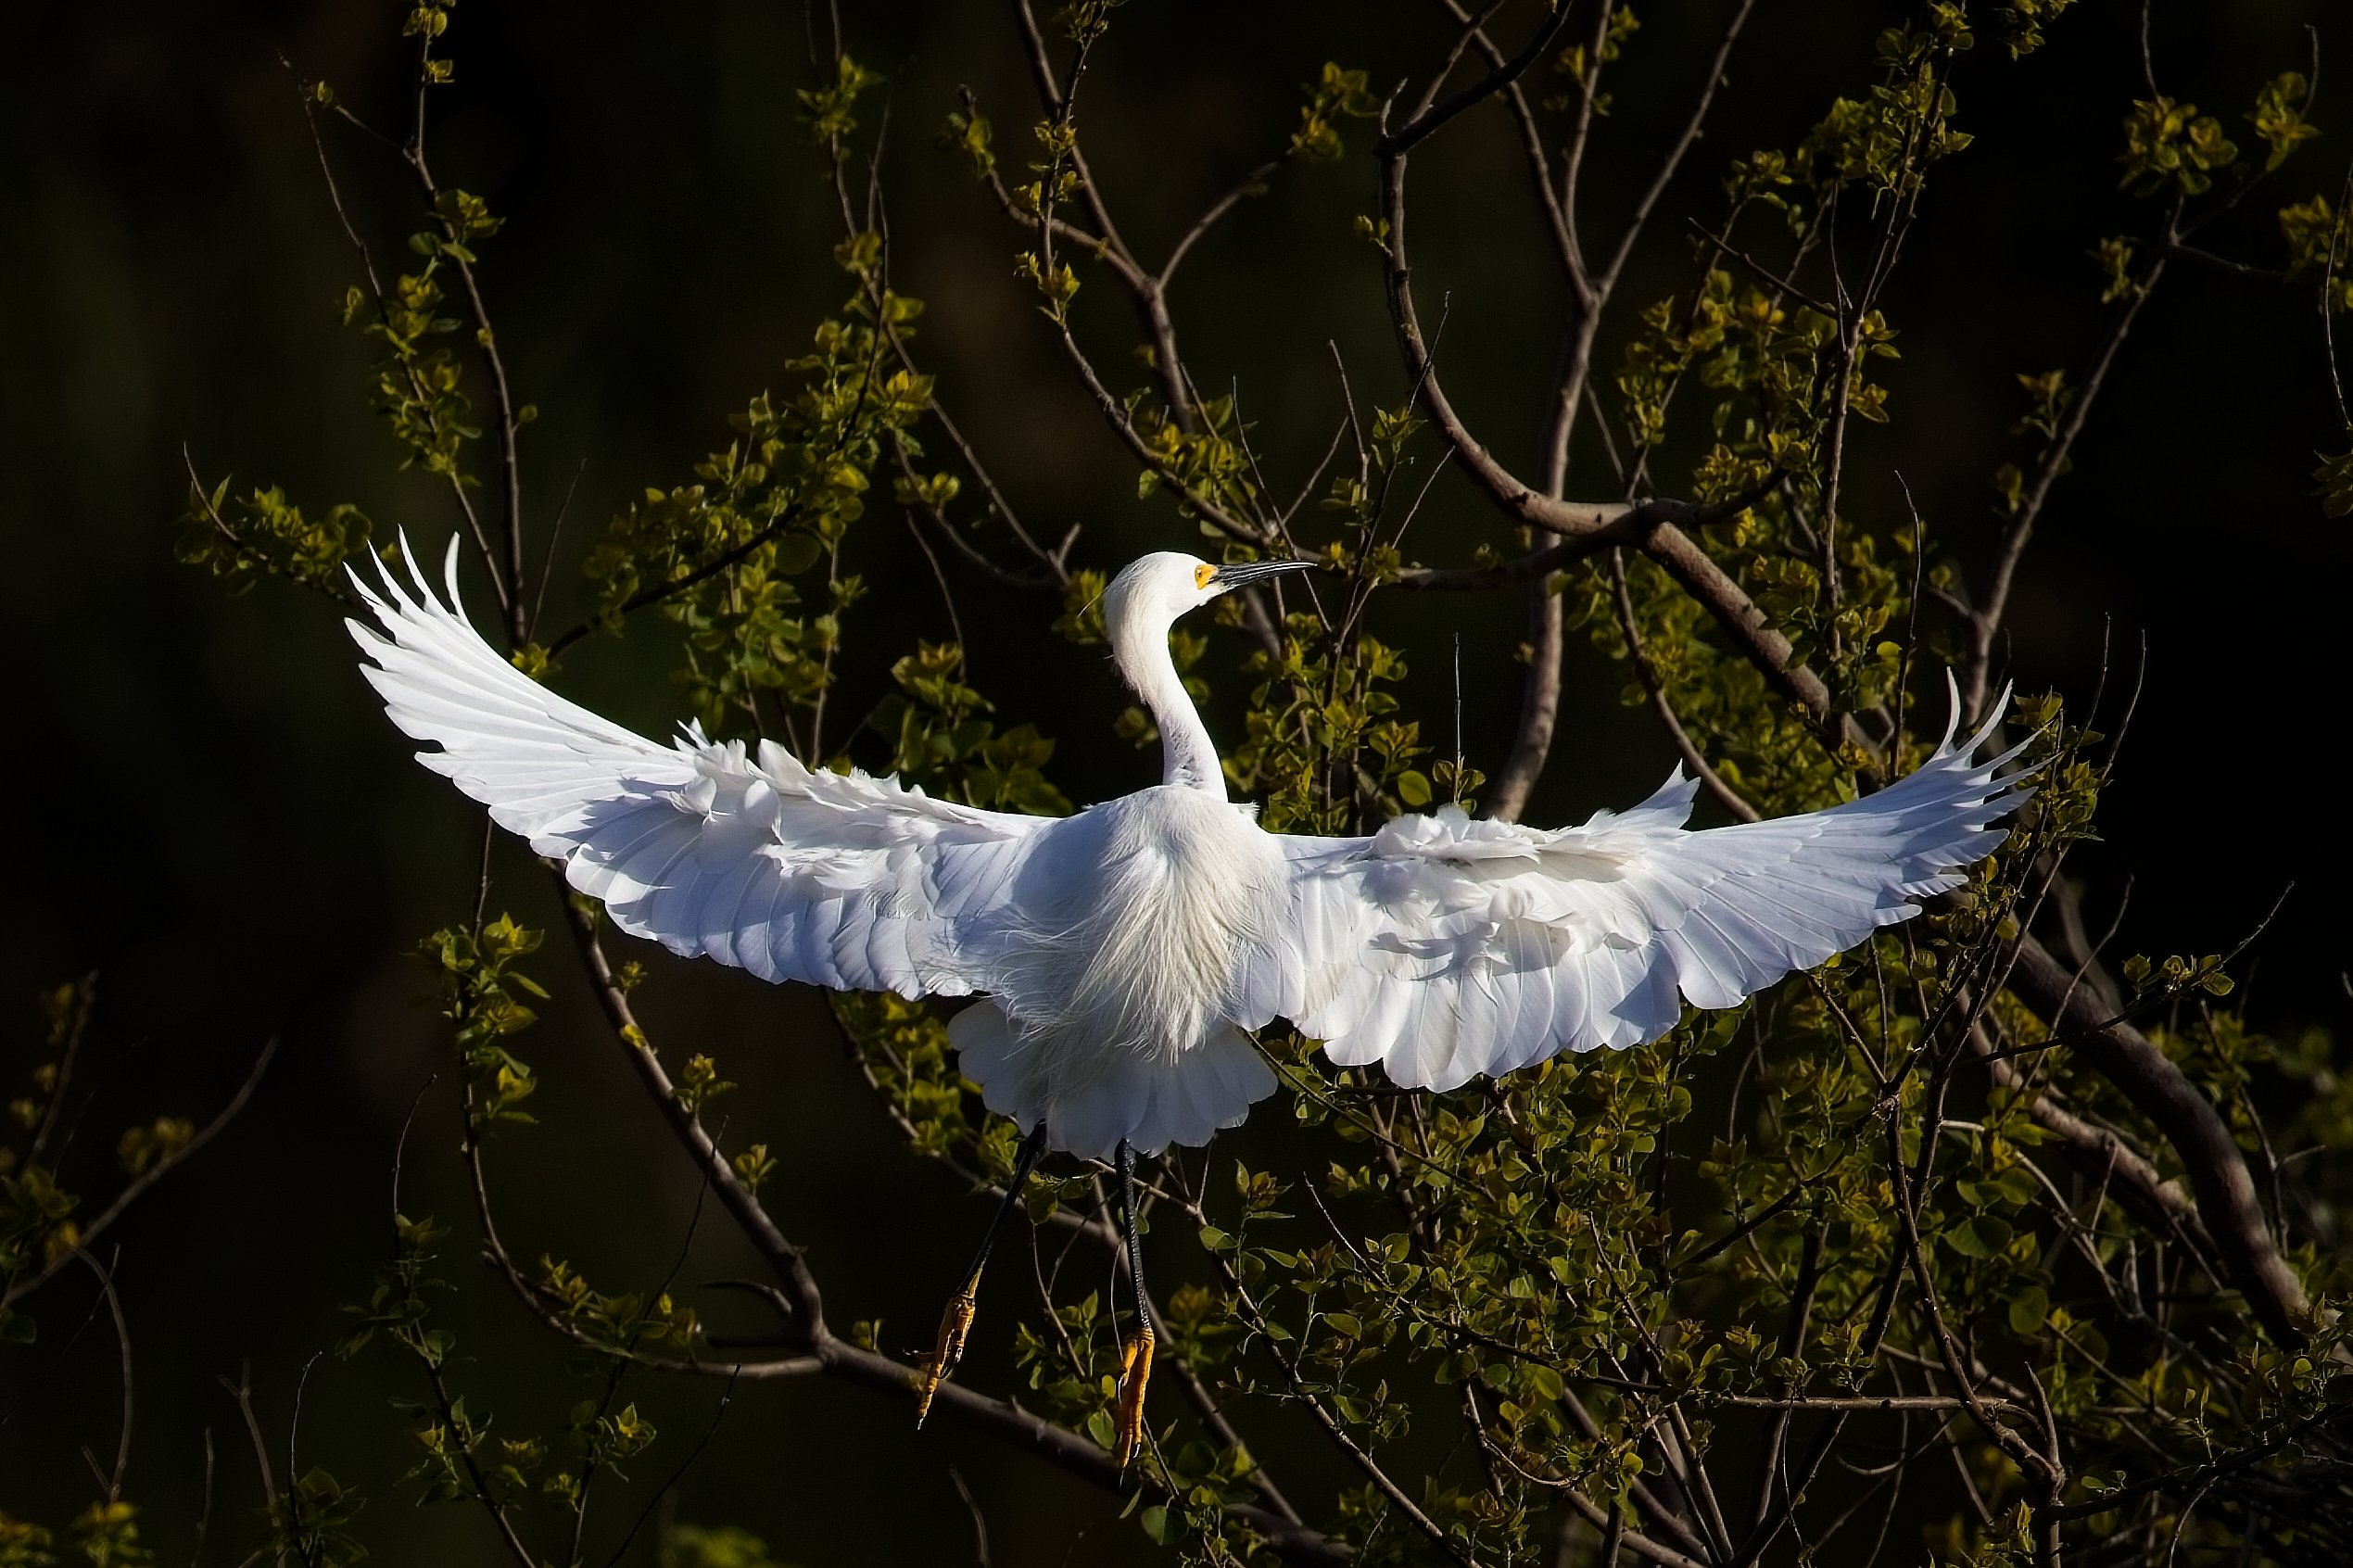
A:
[1101, 551, 1315, 640]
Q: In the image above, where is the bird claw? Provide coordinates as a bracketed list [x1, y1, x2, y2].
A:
[916, 1283, 979, 1428]
[1113, 1322, 1155, 1471]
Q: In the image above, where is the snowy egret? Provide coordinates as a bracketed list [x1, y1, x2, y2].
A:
[350, 541, 2029, 1462]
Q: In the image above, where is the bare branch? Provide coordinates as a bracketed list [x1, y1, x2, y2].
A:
[1160, 157, 1286, 286]
[2007, 936, 2309, 1342]
[828, 1331, 1349, 1564]
[1394, 483, 1776, 592]
[1039, 309, 1269, 542]
[891, 434, 1066, 590]
[1006, 0, 1128, 249]
[1716, 1392, 2020, 1413]
[947, 1467, 992, 1568]
[1689, 218, 1840, 318]
[557, 895, 826, 1332]
[217, 1363, 281, 1568]
[597, 1371, 740, 1568]
[2322, 161, 2353, 430]
[1486, 579, 1565, 822]
[552, 886, 1346, 1561]
[1387, 3, 1575, 156]
[188, 1427, 216, 1568]
[76, 1249, 133, 1500]
[2048, 1399, 2352, 1522]
[1430, 1, 1575, 274]
[1593, 0, 1759, 297]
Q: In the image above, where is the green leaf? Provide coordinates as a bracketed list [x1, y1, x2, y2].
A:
[1396, 769, 1432, 807]
[2008, 1284, 2050, 1335]
[1946, 1215, 2013, 1259]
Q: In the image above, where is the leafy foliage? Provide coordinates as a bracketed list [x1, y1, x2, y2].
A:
[12, 3, 2353, 1566]
[420, 913, 549, 1132]
[172, 477, 371, 600]
[867, 642, 1073, 815]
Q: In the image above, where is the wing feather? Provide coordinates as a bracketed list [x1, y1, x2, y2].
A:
[1260, 682, 2031, 1089]
[348, 538, 1054, 998]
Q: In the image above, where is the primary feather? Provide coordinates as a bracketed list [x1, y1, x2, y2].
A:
[348, 539, 1050, 1000]
[351, 542, 2030, 1160]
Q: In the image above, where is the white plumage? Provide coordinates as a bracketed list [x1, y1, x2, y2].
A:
[350, 542, 2030, 1162]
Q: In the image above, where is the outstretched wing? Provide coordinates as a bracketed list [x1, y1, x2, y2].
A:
[1244, 690, 2030, 1090]
[348, 540, 1052, 999]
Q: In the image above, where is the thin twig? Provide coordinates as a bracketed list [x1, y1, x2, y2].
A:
[530, 457, 588, 632]
[189, 1427, 217, 1568]
[948, 1467, 993, 1568]
[74, 1249, 133, 1500]
[29, 972, 97, 1167]
[1965, 254, 2166, 725]
[596, 1370, 741, 1568]
[279, 55, 510, 617]
[4, 1037, 279, 1310]
[217, 1363, 283, 1568]
[1609, 549, 1760, 822]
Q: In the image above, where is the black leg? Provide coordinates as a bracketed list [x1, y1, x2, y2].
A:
[1113, 1137, 1156, 1470]
[916, 1120, 1050, 1426]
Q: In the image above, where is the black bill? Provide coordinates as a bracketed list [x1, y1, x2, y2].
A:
[1210, 557, 1316, 589]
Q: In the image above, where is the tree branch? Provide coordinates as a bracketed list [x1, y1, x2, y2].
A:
[1964, 258, 2165, 725]
[1399, 231, 2304, 1342]
[557, 897, 826, 1330]
[1883, 1111, 2059, 1490]
[283, 62, 511, 619]
[1203, 1244, 1472, 1564]
[1609, 548, 1761, 823]
[1967, 1022, 2212, 1259]
[1386, 2, 1576, 156]
[3, 1037, 279, 1311]
[551, 886, 1350, 1562]
[2006, 936, 2309, 1342]
[1393, 484, 1776, 592]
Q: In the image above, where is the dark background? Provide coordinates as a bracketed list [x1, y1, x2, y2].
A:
[4, 2, 2348, 1562]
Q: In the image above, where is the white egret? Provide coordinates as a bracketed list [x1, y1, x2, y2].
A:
[349, 541, 2029, 1463]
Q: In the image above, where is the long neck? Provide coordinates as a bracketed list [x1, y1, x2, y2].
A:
[1113, 613, 1225, 795]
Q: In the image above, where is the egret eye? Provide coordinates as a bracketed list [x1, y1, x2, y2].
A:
[1195, 563, 1216, 590]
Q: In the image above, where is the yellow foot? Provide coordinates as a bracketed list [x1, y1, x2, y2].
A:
[1113, 1322, 1156, 1471]
[916, 1284, 979, 1428]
